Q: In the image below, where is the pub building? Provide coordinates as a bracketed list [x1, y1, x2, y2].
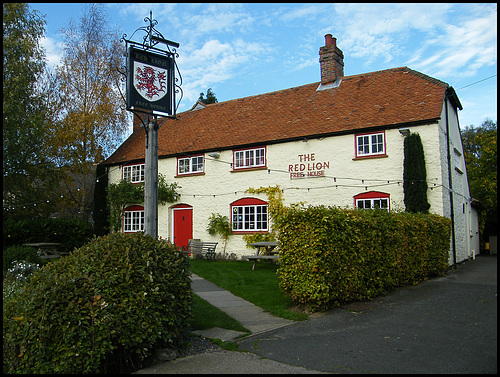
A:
[103, 35, 480, 265]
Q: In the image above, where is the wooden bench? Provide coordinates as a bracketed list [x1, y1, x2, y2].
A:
[244, 255, 279, 270]
[183, 240, 218, 261]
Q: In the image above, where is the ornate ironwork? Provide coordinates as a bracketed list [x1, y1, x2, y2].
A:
[121, 11, 182, 120]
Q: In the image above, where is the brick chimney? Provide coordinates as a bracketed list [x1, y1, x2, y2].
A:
[319, 34, 344, 84]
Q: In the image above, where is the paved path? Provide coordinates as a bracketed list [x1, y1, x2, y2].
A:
[190, 273, 294, 341]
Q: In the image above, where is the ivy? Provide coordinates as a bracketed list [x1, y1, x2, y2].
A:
[107, 174, 180, 231]
[242, 185, 290, 246]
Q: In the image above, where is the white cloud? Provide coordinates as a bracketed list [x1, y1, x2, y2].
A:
[176, 38, 271, 109]
[329, 3, 451, 65]
[280, 4, 330, 22]
[409, 9, 497, 78]
[40, 36, 64, 68]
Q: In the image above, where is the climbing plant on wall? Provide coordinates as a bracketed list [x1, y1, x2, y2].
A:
[403, 132, 430, 213]
[242, 185, 288, 246]
[107, 174, 180, 231]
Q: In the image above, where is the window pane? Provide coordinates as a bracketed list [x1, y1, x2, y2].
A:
[179, 159, 189, 174]
[358, 136, 369, 155]
[123, 166, 131, 181]
[192, 156, 204, 172]
[245, 150, 254, 166]
[235, 151, 244, 168]
[256, 148, 265, 166]
[372, 134, 384, 154]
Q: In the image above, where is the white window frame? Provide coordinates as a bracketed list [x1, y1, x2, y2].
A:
[355, 132, 386, 157]
[177, 155, 204, 175]
[233, 147, 266, 170]
[356, 198, 389, 211]
[123, 163, 145, 183]
[453, 147, 463, 174]
[232, 204, 268, 231]
[123, 209, 144, 232]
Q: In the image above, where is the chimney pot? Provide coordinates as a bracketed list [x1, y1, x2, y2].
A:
[325, 34, 335, 47]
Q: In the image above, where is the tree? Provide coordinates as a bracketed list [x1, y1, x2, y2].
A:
[198, 88, 218, 104]
[461, 119, 497, 236]
[403, 133, 430, 213]
[49, 3, 129, 221]
[3, 3, 59, 217]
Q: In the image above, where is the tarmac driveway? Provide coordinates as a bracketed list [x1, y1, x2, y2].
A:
[238, 255, 497, 374]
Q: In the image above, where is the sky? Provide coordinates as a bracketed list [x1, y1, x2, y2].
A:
[30, 3, 497, 135]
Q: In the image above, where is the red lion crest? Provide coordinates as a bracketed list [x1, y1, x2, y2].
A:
[135, 66, 166, 99]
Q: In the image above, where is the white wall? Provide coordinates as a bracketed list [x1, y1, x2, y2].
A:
[107, 110, 476, 264]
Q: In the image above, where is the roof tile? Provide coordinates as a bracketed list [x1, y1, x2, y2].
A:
[104, 67, 448, 165]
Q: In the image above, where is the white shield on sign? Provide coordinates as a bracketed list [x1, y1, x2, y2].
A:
[133, 61, 168, 102]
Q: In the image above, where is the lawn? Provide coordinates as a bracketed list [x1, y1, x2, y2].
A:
[189, 293, 250, 334]
[189, 259, 308, 322]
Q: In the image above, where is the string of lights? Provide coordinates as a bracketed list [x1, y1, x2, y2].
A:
[5, 152, 473, 211]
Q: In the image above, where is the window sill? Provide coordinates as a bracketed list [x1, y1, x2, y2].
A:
[231, 166, 268, 173]
[175, 172, 205, 178]
[352, 154, 388, 161]
[231, 230, 269, 235]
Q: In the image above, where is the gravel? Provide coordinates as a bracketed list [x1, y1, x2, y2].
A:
[177, 334, 223, 357]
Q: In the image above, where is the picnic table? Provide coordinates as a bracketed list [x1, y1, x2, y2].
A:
[244, 241, 279, 270]
[22, 242, 64, 259]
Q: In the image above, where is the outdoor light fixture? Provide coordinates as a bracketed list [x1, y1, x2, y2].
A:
[208, 152, 220, 159]
[399, 127, 410, 136]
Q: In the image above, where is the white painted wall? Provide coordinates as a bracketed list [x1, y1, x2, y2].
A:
[107, 109, 477, 264]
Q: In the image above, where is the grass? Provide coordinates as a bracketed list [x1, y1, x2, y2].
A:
[189, 293, 250, 334]
[189, 259, 308, 322]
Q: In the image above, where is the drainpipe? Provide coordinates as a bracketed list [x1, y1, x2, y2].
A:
[444, 90, 457, 267]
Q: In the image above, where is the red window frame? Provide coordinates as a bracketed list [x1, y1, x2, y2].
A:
[354, 191, 390, 211]
[123, 205, 144, 232]
[354, 131, 387, 158]
[230, 198, 269, 233]
[176, 155, 205, 176]
[232, 147, 267, 171]
[122, 163, 145, 183]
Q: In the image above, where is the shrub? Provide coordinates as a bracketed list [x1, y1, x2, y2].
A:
[3, 232, 192, 374]
[278, 206, 451, 311]
[3, 261, 41, 305]
[3, 245, 42, 272]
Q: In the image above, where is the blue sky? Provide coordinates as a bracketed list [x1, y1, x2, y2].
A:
[30, 3, 497, 132]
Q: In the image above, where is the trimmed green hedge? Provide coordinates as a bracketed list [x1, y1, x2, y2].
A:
[278, 206, 451, 311]
[3, 232, 192, 374]
[3, 217, 93, 253]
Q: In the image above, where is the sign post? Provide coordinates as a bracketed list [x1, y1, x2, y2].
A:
[122, 12, 181, 238]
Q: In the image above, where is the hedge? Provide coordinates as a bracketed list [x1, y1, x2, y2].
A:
[3, 232, 192, 374]
[278, 206, 451, 311]
[3, 217, 93, 253]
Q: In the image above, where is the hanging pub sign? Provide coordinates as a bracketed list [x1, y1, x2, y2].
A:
[126, 46, 174, 115]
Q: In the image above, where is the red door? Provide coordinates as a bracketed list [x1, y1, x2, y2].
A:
[173, 205, 193, 250]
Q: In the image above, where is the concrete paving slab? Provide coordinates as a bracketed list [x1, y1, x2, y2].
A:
[191, 327, 249, 342]
[133, 349, 327, 374]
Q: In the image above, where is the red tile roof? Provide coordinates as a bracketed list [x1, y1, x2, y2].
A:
[104, 67, 449, 166]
